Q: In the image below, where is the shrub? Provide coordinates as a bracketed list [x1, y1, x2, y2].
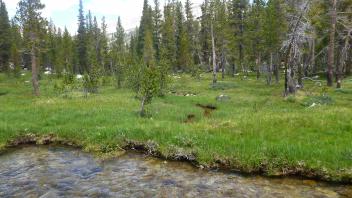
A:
[302, 95, 334, 107]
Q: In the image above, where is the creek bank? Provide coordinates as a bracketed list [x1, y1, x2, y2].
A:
[2, 133, 352, 184]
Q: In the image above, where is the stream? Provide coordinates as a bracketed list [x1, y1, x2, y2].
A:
[0, 146, 351, 197]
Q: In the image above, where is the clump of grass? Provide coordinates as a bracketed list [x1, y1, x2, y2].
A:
[335, 88, 352, 94]
[210, 82, 237, 90]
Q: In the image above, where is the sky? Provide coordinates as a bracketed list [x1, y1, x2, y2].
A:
[3, 0, 204, 35]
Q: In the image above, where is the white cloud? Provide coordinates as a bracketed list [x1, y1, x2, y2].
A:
[2, 0, 204, 34]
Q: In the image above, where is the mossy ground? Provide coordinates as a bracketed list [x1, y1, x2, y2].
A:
[1, 72, 352, 182]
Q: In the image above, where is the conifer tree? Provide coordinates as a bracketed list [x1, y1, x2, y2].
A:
[62, 27, 73, 73]
[77, 0, 88, 74]
[152, 0, 162, 62]
[0, 0, 11, 72]
[263, 0, 287, 85]
[112, 16, 126, 88]
[16, 0, 45, 96]
[160, 2, 176, 68]
[10, 19, 22, 77]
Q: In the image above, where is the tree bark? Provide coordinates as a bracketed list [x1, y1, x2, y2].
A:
[31, 45, 40, 96]
[139, 96, 146, 117]
[311, 38, 316, 74]
[211, 22, 217, 85]
[267, 53, 273, 85]
[274, 52, 279, 84]
[327, 0, 337, 87]
[283, 0, 310, 96]
[256, 53, 261, 80]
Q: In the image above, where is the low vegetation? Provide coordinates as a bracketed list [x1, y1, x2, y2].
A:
[1, 72, 352, 182]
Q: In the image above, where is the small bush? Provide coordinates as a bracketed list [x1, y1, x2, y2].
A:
[302, 95, 334, 107]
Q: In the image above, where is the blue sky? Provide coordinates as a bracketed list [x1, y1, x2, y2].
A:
[3, 0, 203, 34]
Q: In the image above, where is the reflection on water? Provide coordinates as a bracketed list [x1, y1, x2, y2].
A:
[0, 146, 351, 198]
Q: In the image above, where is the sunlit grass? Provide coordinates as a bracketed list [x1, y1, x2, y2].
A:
[0, 72, 352, 181]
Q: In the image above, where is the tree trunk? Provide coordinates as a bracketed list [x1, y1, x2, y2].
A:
[267, 53, 273, 85]
[211, 22, 217, 85]
[274, 52, 279, 84]
[139, 96, 146, 117]
[31, 45, 40, 96]
[298, 62, 303, 88]
[311, 38, 316, 74]
[346, 53, 352, 76]
[256, 53, 261, 80]
[327, 0, 337, 87]
[221, 52, 225, 80]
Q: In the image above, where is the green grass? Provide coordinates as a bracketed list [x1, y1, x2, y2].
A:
[1, 72, 352, 182]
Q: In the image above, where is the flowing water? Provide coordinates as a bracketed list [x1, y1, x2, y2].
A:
[0, 146, 351, 198]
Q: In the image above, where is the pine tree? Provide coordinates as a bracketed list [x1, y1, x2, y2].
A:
[175, 1, 191, 71]
[77, 0, 88, 74]
[16, 0, 45, 96]
[10, 19, 22, 77]
[229, 0, 248, 77]
[152, 0, 162, 62]
[200, 0, 212, 70]
[246, 0, 265, 79]
[137, 0, 153, 59]
[100, 17, 109, 74]
[0, 0, 12, 73]
[263, 0, 287, 85]
[62, 27, 73, 73]
[160, 2, 176, 68]
[112, 16, 126, 88]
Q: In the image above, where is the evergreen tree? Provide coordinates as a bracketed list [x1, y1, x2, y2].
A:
[0, 0, 11, 72]
[77, 0, 88, 74]
[100, 17, 109, 73]
[200, 0, 212, 70]
[62, 27, 73, 73]
[263, 0, 287, 85]
[175, 1, 191, 71]
[229, 0, 249, 77]
[112, 16, 126, 88]
[160, 2, 176, 68]
[137, 0, 153, 59]
[10, 19, 22, 77]
[16, 0, 45, 96]
[246, 0, 265, 79]
[152, 0, 162, 62]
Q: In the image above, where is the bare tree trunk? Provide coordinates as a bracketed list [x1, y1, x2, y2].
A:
[327, 0, 337, 87]
[256, 53, 261, 80]
[283, 0, 310, 96]
[298, 61, 303, 88]
[31, 45, 40, 96]
[311, 38, 316, 74]
[211, 22, 217, 85]
[139, 96, 146, 117]
[267, 53, 273, 85]
[347, 53, 352, 76]
[274, 52, 279, 84]
[221, 52, 225, 80]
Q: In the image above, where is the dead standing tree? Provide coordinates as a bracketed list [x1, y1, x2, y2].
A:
[282, 0, 311, 96]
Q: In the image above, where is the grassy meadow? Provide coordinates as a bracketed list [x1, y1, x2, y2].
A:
[0, 72, 352, 182]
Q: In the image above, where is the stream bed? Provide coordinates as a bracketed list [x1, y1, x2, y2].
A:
[0, 146, 351, 197]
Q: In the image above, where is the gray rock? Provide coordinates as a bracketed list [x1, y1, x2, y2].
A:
[216, 94, 231, 102]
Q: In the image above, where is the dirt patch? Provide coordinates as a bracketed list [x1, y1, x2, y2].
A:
[6, 133, 77, 148]
[196, 104, 217, 117]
